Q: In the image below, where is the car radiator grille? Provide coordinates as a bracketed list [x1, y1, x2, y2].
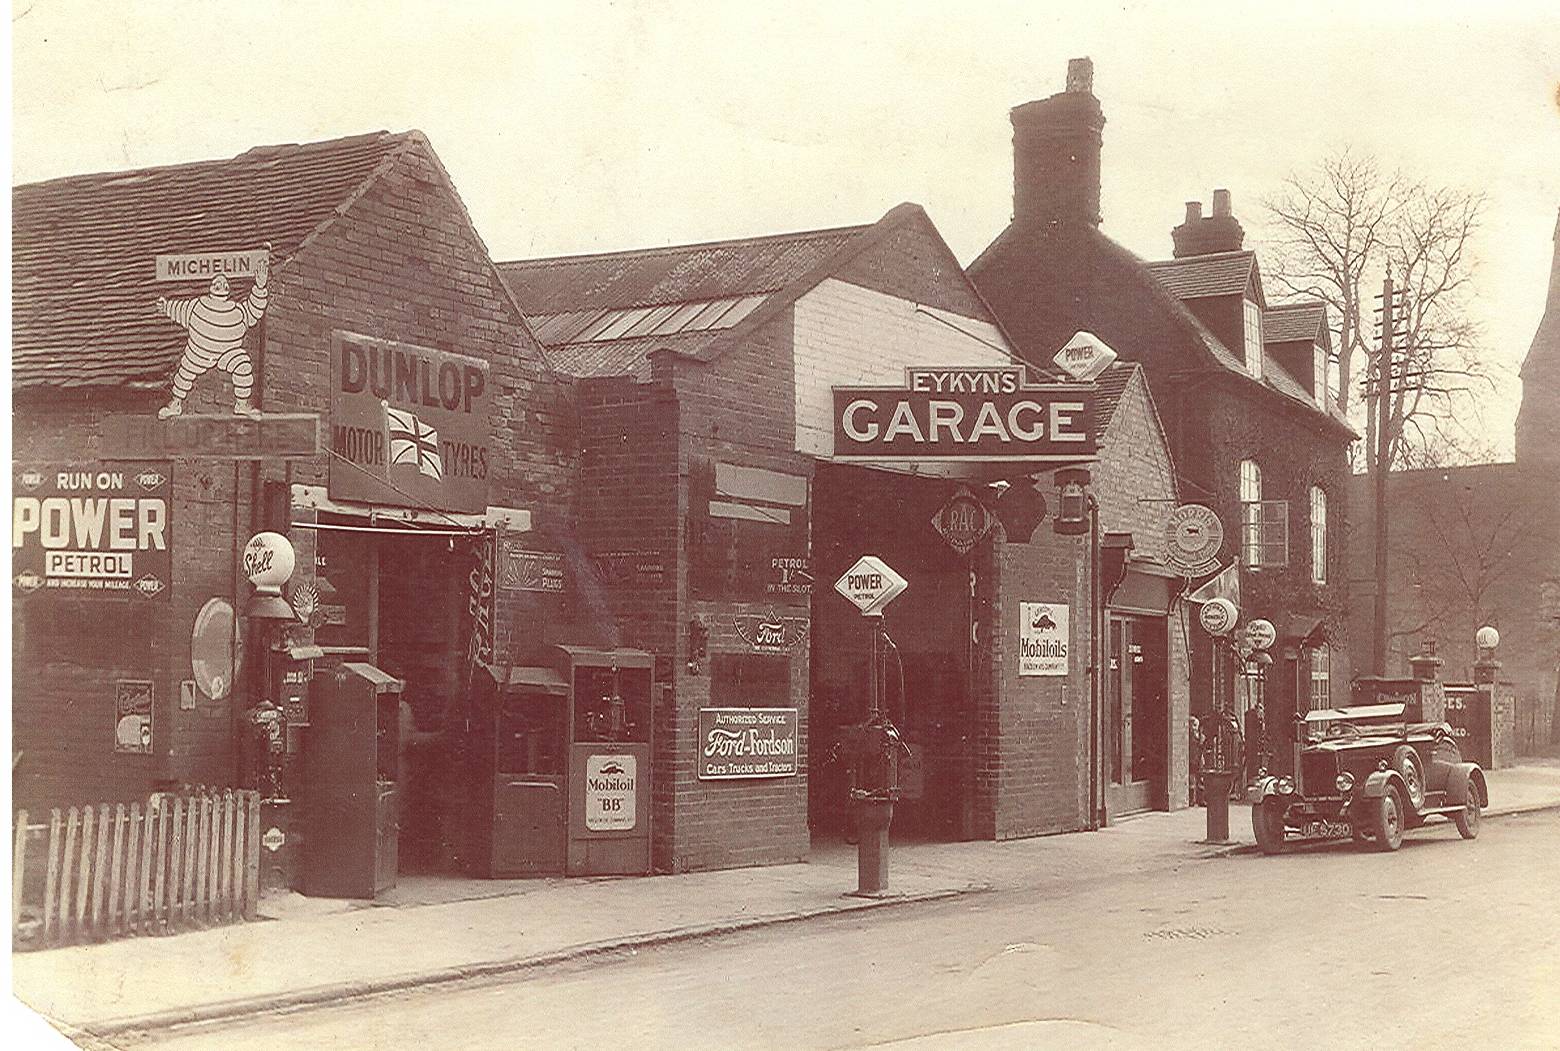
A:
[1301, 752, 1339, 796]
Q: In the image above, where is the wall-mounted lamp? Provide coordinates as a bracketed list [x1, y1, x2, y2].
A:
[686, 618, 709, 675]
[1052, 468, 1092, 536]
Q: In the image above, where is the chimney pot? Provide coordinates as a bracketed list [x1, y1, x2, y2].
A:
[1066, 57, 1094, 94]
[1185, 201, 1203, 223]
[1212, 189, 1232, 218]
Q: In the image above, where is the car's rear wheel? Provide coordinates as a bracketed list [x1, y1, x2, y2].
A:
[1373, 785, 1405, 851]
[1453, 779, 1481, 840]
[1392, 746, 1426, 812]
[1252, 799, 1286, 855]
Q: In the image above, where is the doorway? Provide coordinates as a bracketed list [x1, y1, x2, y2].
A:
[1106, 614, 1169, 816]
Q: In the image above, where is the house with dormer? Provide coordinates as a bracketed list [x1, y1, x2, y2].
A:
[969, 60, 1357, 771]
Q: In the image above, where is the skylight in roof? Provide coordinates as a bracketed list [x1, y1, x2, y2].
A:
[530, 293, 772, 346]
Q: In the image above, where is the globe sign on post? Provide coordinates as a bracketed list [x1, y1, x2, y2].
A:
[1198, 597, 1239, 637]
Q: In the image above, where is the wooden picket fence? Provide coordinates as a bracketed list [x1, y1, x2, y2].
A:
[12, 789, 261, 950]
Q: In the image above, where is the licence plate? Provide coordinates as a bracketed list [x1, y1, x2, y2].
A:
[1295, 819, 1351, 840]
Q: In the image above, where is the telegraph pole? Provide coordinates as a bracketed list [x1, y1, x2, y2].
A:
[1371, 276, 1395, 675]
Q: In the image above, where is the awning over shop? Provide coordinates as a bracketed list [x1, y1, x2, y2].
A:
[481, 663, 570, 696]
[1107, 559, 1182, 617]
[291, 484, 531, 535]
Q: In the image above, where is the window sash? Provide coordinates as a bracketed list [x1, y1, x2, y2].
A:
[1309, 645, 1331, 711]
[1241, 499, 1288, 567]
[1310, 486, 1327, 583]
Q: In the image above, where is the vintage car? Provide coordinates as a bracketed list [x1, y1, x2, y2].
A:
[1247, 702, 1487, 854]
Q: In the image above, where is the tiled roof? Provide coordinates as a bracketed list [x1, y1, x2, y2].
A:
[1093, 361, 1136, 431]
[967, 223, 1353, 436]
[13, 131, 414, 389]
[501, 221, 886, 378]
[499, 225, 870, 315]
[548, 332, 714, 381]
[1265, 302, 1327, 344]
[1144, 251, 1256, 300]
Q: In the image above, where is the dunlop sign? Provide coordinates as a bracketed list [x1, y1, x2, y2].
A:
[832, 366, 1095, 462]
[13, 462, 173, 600]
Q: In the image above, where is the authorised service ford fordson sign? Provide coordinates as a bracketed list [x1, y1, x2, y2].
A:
[831, 366, 1095, 462]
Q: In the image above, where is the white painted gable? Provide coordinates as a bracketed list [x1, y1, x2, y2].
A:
[792, 277, 1016, 459]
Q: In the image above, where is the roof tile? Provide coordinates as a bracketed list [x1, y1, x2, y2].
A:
[13, 132, 412, 388]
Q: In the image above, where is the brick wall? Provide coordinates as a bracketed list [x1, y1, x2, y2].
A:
[659, 313, 814, 872]
[14, 138, 581, 813]
[14, 387, 256, 810]
[1094, 368, 1191, 810]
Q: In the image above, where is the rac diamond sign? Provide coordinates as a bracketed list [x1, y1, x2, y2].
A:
[834, 555, 908, 616]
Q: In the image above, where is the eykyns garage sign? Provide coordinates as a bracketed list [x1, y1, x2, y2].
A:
[832, 366, 1095, 462]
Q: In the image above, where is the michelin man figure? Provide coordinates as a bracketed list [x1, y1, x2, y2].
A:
[155, 253, 270, 419]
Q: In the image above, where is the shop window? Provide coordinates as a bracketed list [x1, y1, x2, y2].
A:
[1310, 644, 1332, 711]
[710, 652, 791, 706]
[689, 460, 809, 602]
[1310, 486, 1327, 584]
[1243, 299, 1265, 380]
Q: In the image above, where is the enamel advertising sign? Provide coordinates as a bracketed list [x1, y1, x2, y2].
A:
[1018, 602, 1070, 677]
[329, 332, 491, 513]
[584, 754, 638, 831]
[832, 366, 1095, 462]
[13, 462, 173, 601]
[698, 708, 800, 779]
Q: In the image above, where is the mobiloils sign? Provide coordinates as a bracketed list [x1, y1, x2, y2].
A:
[13, 463, 173, 600]
[832, 366, 1096, 462]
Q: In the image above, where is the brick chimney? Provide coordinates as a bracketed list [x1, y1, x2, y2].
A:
[1171, 189, 1246, 257]
[1011, 57, 1105, 227]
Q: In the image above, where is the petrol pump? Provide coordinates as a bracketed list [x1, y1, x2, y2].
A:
[832, 555, 912, 897]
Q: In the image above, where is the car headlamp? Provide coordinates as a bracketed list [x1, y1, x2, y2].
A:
[1335, 772, 1355, 793]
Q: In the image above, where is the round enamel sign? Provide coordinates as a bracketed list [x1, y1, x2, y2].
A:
[1164, 504, 1224, 577]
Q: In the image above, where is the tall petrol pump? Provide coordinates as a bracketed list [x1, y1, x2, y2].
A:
[832, 555, 911, 896]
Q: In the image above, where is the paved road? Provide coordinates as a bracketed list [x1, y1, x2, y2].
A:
[120, 811, 1558, 1051]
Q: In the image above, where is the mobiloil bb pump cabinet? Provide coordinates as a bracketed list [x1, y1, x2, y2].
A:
[302, 662, 404, 898]
[467, 645, 654, 877]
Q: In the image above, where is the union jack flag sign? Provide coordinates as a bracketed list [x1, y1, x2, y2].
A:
[384, 403, 445, 481]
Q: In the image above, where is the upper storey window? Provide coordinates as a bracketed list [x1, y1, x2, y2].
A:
[1243, 299, 1264, 380]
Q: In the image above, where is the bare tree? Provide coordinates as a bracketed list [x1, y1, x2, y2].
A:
[1262, 148, 1487, 471]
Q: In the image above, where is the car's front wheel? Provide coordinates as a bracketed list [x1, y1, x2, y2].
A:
[1252, 799, 1286, 854]
[1372, 786, 1405, 851]
[1453, 779, 1481, 840]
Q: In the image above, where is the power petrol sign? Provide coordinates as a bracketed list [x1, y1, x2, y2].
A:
[832, 366, 1095, 462]
[834, 555, 908, 616]
[12, 463, 173, 600]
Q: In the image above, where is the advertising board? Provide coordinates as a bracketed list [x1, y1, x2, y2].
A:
[697, 708, 800, 779]
[832, 366, 1095, 462]
[329, 331, 491, 513]
[13, 462, 173, 601]
[1019, 602, 1070, 676]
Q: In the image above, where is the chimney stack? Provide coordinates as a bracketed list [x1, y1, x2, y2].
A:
[1172, 188, 1245, 258]
[1010, 58, 1105, 228]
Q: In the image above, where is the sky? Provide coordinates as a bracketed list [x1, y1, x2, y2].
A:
[10, 0, 1559, 458]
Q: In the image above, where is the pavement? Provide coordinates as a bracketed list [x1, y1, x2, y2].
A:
[12, 760, 1560, 1041]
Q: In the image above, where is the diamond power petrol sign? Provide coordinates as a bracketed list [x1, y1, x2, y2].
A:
[834, 555, 908, 616]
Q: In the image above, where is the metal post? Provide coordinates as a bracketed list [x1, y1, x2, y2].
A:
[1372, 276, 1394, 675]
